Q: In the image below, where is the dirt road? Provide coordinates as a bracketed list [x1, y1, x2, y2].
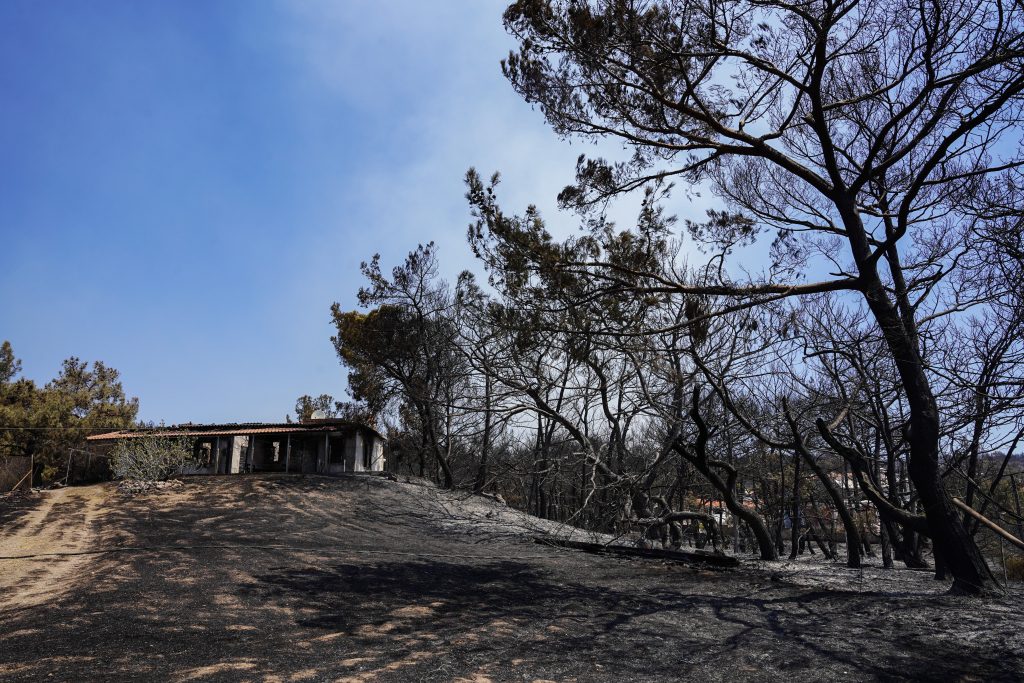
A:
[0, 485, 108, 608]
[0, 475, 1021, 682]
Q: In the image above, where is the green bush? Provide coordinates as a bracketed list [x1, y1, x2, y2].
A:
[110, 435, 196, 482]
[40, 464, 60, 483]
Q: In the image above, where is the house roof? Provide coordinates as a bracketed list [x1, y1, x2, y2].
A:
[86, 419, 384, 442]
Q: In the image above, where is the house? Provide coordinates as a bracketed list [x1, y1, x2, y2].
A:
[86, 418, 386, 475]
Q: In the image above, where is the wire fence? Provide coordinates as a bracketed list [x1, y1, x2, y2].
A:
[0, 455, 32, 493]
[63, 449, 112, 486]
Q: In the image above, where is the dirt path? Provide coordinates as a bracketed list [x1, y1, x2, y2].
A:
[0, 485, 108, 608]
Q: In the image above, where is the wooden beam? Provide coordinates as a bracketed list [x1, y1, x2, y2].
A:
[952, 497, 1024, 552]
[12, 467, 32, 493]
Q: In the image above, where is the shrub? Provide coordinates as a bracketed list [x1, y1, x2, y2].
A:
[1005, 553, 1024, 582]
[110, 435, 196, 482]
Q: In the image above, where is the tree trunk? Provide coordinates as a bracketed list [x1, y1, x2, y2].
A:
[861, 276, 998, 593]
[1012, 474, 1024, 543]
[776, 452, 786, 556]
[880, 520, 894, 569]
[473, 375, 493, 494]
[673, 441, 777, 560]
[808, 454, 862, 568]
[783, 407, 863, 569]
[789, 449, 801, 560]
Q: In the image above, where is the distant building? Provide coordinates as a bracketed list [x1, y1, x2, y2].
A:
[86, 418, 385, 475]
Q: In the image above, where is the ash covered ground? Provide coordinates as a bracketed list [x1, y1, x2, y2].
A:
[0, 475, 1021, 682]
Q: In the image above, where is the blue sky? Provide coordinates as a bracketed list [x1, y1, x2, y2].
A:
[0, 1, 684, 424]
[0, 1, 585, 423]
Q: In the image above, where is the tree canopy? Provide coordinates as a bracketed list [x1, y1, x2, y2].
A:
[0, 341, 138, 482]
[324, 0, 1024, 596]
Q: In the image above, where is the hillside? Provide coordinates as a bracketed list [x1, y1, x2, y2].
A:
[0, 475, 1022, 682]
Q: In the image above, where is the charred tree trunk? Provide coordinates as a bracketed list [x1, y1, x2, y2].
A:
[777, 451, 787, 556]
[858, 254, 998, 594]
[473, 375, 493, 494]
[806, 516, 834, 560]
[675, 388, 778, 561]
[418, 403, 453, 489]
[789, 449, 801, 560]
[879, 519, 894, 569]
[633, 510, 723, 551]
[784, 407, 863, 568]
[417, 427, 427, 478]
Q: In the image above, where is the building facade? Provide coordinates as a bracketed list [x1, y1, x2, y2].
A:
[87, 418, 386, 476]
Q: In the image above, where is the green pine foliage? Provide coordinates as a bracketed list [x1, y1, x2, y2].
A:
[0, 340, 139, 483]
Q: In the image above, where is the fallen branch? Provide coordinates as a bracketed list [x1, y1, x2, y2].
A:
[952, 497, 1024, 552]
[631, 511, 722, 550]
[534, 536, 739, 568]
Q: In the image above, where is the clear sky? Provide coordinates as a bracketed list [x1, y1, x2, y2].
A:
[0, 1, 687, 424]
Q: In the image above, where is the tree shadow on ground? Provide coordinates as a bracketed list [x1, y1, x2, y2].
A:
[243, 557, 1023, 682]
[1, 476, 1021, 682]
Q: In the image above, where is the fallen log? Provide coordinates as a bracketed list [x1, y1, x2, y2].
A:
[534, 537, 740, 568]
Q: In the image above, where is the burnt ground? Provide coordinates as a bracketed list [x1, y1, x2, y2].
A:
[0, 475, 1021, 682]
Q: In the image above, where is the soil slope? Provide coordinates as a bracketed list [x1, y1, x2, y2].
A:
[0, 475, 1021, 682]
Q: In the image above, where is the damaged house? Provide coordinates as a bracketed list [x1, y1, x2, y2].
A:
[87, 418, 386, 475]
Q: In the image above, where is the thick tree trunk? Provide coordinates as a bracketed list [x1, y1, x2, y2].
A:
[907, 417, 995, 592]
[860, 276, 998, 593]
[900, 526, 929, 569]
[880, 520, 894, 569]
[825, 194, 999, 594]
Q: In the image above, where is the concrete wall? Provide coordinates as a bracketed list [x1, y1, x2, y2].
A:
[352, 431, 366, 472]
[229, 436, 248, 474]
[342, 430, 386, 472]
[342, 431, 385, 472]
[370, 436, 385, 471]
